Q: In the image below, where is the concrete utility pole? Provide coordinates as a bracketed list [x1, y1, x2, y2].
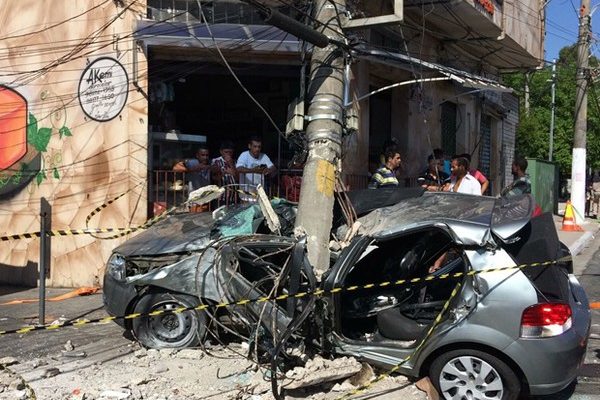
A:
[549, 59, 556, 161]
[295, 0, 346, 275]
[572, 0, 590, 223]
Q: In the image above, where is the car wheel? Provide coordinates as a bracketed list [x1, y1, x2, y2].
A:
[430, 349, 521, 400]
[132, 292, 205, 349]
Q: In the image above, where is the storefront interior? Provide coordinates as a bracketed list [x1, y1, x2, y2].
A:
[147, 53, 301, 212]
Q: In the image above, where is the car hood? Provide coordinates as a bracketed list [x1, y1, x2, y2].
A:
[114, 212, 214, 256]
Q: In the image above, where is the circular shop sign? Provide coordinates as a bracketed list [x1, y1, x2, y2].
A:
[78, 57, 129, 122]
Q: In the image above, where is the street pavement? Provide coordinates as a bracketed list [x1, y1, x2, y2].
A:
[0, 214, 598, 399]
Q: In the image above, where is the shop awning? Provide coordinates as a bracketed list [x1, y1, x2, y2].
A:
[352, 45, 512, 93]
[134, 21, 301, 53]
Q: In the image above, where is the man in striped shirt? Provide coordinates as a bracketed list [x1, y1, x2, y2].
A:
[369, 148, 401, 188]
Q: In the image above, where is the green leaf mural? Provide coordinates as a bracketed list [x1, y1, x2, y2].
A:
[59, 126, 72, 138]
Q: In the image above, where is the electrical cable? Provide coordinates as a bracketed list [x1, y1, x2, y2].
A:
[269, 242, 316, 400]
[0, 0, 114, 41]
[195, 0, 285, 138]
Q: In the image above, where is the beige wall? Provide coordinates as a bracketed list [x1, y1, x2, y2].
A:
[0, 0, 148, 287]
[503, 0, 544, 62]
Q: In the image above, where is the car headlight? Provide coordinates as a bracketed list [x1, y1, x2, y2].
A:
[106, 253, 126, 281]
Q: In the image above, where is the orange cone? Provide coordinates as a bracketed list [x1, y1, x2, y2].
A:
[561, 200, 584, 231]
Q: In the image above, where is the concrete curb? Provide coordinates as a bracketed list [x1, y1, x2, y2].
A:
[569, 231, 596, 256]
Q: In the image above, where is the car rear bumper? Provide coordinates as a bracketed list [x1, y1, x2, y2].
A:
[102, 273, 138, 328]
[504, 326, 588, 395]
[504, 276, 590, 398]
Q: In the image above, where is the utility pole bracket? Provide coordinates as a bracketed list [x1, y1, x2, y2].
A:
[286, 97, 305, 136]
[344, 107, 359, 135]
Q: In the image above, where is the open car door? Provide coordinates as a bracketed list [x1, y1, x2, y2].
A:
[321, 226, 470, 371]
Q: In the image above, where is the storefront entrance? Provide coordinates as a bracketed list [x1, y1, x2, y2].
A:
[147, 56, 301, 214]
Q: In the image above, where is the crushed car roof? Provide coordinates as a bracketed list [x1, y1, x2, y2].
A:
[350, 192, 533, 244]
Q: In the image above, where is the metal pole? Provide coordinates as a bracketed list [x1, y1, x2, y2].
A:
[524, 72, 531, 116]
[572, 0, 590, 223]
[39, 197, 48, 326]
[549, 59, 556, 161]
[295, 0, 346, 275]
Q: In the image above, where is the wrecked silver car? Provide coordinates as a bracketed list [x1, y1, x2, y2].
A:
[103, 190, 589, 399]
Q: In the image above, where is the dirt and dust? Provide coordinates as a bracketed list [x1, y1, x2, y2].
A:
[1, 340, 427, 400]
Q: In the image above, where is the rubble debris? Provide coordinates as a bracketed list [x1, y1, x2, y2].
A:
[282, 356, 362, 390]
[62, 351, 87, 358]
[63, 340, 75, 352]
[133, 349, 147, 358]
[415, 377, 440, 400]
[43, 367, 60, 378]
[8, 379, 25, 391]
[348, 362, 374, 387]
[130, 376, 156, 386]
[98, 388, 131, 399]
[0, 366, 34, 400]
[152, 364, 169, 374]
[0, 357, 18, 366]
[331, 380, 356, 392]
[50, 317, 68, 326]
[70, 388, 87, 400]
[30, 359, 48, 369]
[175, 349, 204, 360]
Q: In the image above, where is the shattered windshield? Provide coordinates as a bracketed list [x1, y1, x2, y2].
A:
[212, 199, 297, 239]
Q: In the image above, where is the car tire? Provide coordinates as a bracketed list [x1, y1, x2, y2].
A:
[132, 292, 205, 349]
[430, 349, 521, 400]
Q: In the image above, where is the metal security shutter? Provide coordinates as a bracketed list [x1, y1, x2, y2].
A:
[479, 115, 492, 178]
[441, 102, 457, 156]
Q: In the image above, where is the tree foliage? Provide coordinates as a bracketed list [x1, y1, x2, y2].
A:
[502, 45, 600, 175]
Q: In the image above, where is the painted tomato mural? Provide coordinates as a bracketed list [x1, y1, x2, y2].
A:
[0, 86, 27, 169]
[0, 85, 72, 199]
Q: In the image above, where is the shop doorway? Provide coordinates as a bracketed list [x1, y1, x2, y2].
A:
[147, 57, 301, 214]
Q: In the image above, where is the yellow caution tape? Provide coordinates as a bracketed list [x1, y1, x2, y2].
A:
[0, 258, 569, 338]
[1, 185, 260, 241]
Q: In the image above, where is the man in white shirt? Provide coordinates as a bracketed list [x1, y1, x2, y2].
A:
[236, 136, 276, 201]
[446, 156, 481, 195]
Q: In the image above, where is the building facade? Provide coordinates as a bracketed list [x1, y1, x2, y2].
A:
[0, 0, 542, 287]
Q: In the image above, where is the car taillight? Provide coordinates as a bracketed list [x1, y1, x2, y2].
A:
[520, 303, 572, 338]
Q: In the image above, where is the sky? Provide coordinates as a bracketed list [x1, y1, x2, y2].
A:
[544, 0, 590, 62]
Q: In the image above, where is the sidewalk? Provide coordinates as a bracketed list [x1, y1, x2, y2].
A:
[555, 202, 600, 257]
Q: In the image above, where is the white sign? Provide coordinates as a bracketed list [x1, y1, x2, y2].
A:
[78, 57, 129, 122]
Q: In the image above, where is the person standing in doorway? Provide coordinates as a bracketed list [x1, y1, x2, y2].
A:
[369, 147, 402, 188]
[236, 136, 276, 201]
[211, 141, 237, 204]
[173, 146, 211, 190]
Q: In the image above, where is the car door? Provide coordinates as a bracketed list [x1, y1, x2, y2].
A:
[321, 226, 468, 373]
